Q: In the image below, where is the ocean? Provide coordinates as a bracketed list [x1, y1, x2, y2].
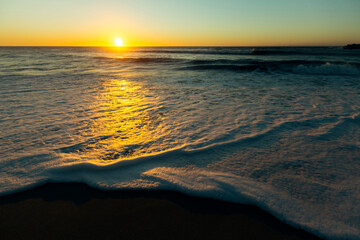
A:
[0, 46, 359, 239]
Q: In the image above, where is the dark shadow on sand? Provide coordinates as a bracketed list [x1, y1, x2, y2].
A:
[0, 182, 323, 240]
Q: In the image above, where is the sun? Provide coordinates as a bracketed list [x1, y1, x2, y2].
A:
[115, 38, 124, 47]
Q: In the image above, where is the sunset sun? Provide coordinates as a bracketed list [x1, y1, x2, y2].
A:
[1, 0, 360, 239]
[115, 38, 124, 47]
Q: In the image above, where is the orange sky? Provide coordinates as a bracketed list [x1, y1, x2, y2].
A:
[1, 0, 359, 46]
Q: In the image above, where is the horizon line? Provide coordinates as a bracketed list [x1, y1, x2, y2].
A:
[0, 45, 348, 47]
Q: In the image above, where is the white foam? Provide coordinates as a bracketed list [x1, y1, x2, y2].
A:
[141, 167, 360, 240]
[293, 63, 360, 75]
[2, 46, 360, 240]
[38, 162, 360, 240]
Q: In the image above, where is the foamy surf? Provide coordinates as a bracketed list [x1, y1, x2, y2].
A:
[1, 46, 360, 239]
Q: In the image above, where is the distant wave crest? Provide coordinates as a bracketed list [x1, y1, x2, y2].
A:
[180, 60, 360, 76]
[94, 55, 360, 76]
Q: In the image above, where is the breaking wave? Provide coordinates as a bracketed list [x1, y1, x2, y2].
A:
[181, 60, 360, 75]
[1, 46, 360, 240]
[93, 55, 360, 76]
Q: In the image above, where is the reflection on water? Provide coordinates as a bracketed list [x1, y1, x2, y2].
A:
[2, 47, 360, 239]
[58, 78, 166, 164]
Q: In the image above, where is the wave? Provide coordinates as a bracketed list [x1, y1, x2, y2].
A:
[2, 46, 360, 240]
[293, 63, 360, 76]
[1, 114, 360, 239]
[37, 116, 360, 240]
[137, 49, 249, 56]
[180, 60, 360, 76]
[135, 47, 360, 57]
[48, 114, 353, 171]
[310, 112, 360, 141]
[92, 55, 360, 76]
[1, 67, 59, 72]
[94, 56, 184, 64]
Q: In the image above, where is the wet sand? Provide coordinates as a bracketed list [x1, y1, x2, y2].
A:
[0, 183, 322, 240]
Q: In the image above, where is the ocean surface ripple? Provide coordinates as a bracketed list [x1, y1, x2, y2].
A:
[1, 46, 360, 239]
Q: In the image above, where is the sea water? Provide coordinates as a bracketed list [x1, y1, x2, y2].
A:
[0, 47, 359, 239]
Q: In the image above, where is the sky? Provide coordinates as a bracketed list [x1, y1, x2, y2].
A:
[0, 0, 360, 46]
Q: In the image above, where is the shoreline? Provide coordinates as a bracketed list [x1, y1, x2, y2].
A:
[0, 182, 323, 240]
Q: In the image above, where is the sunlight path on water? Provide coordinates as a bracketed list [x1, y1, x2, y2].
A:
[57, 78, 176, 164]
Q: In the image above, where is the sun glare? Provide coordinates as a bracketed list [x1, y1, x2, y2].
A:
[115, 38, 124, 47]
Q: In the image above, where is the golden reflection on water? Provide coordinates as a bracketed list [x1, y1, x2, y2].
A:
[59, 78, 165, 164]
[102, 46, 135, 56]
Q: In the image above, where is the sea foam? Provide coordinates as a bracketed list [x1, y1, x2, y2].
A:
[1, 46, 360, 239]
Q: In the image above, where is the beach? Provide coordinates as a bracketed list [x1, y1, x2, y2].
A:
[1, 46, 359, 239]
[2, 0, 360, 238]
[0, 183, 322, 240]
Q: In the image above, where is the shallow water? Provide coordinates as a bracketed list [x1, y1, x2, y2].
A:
[1, 47, 360, 239]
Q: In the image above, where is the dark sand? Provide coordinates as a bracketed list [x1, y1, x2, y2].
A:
[0, 183, 322, 240]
